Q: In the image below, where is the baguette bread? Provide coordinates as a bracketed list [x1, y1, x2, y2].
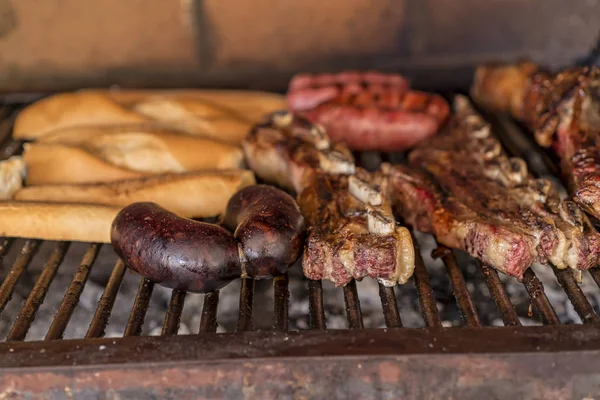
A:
[0, 156, 26, 199]
[14, 89, 286, 144]
[23, 128, 244, 185]
[24, 143, 145, 185]
[0, 201, 120, 243]
[15, 169, 256, 218]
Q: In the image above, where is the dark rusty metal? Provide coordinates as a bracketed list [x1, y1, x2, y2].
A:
[1, 345, 600, 399]
[552, 266, 600, 324]
[307, 280, 326, 330]
[6, 325, 600, 367]
[85, 259, 127, 338]
[479, 263, 521, 326]
[0, 108, 19, 158]
[0, 239, 41, 315]
[521, 269, 560, 325]
[7, 241, 70, 341]
[0, 237, 14, 261]
[162, 290, 186, 335]
[273, 274, 289, 331]
[343, 280, 364, 329]
[199, 291, 220, 333]
[437, 245, 482, 327]
[412, 236, 443, 328]
[124, 278, 155, 337]
[236, 278, 254, 332]
[46, 243, 102, 340]
[378, 284, 402, 328]
[589, 269, 600, 290]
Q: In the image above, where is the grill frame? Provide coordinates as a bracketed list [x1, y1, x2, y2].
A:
[1, 326, 600, 398]
[1, 101, 600, 398]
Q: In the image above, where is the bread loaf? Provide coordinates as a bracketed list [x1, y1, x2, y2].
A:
[14, 89, 286, 144]
[0, 201, 120, 243]
[15, 169, 256, 218]
[0, 156, 26, 199]
[23, 127, 244, 185]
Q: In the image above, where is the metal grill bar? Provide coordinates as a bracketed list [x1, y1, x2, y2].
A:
[0, 240, 41, 315]
[0, 238, 14, 261]
[236, 278, 254, 332]
[378, 284, 402, 328]
[437, 246, 482, 327]
[412, 238, 443, 327]
[0, 107, 10, 123]
[552, 267, 599, 324]
[124, 279, 155, 337]
[521, 269, 560, 325]
[307, 280, 326, 330]
[273, 274, 289, 331]
[7, 241, 70, 341]
[85, 260, 127, 338]
[45, 243, 102, 340]
[162, 290, 186, 335]
[479, 263, 521, 326]
[0, 108, 17, 157]
[588, 269, 600, 290]
[199, 291, 219, 333]
[343, 280, 364, 329]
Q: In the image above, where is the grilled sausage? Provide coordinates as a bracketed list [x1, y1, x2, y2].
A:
[221, 185, 306, 278]
[111, 202, 241, 293]
[286, 71, 450, 151]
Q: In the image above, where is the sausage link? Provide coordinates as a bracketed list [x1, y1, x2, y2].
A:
[286, 71, 448, 151]
[221, 185, 306, 278]
[111, 202, 241, 293]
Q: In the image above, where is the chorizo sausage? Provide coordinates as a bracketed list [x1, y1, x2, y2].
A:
[111, 202, 241, 293]
[286, 71, 450, 151]
[221, 185, 306, 278]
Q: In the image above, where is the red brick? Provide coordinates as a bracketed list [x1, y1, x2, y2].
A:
[202, 0, 407, 69]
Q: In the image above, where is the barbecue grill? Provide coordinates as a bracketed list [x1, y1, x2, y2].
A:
[2, 1, 600, 399]
[1, 103, 600, 398]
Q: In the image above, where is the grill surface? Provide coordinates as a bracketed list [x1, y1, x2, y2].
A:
[1, 101, 600, 398]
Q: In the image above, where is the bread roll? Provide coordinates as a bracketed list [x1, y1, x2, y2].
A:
[23, 128, 244, 185]
[14, 89, 286, 144]
[0, 201, 119, 243]
[24, 143, 144, 185]
[15, 169, 256, 218]
[13, 91, 146, 139]
[0, 156, 26, 199]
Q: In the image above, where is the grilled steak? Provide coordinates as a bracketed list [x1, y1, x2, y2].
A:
[384, 96, 600, 279]
[286, 71, 450, 151]
[472, 63, 600, 221]
[243, 112, 415, 286]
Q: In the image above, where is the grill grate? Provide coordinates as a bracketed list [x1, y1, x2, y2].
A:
[0, 101, 600, 345]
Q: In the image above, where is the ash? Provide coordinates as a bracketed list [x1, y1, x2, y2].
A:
[0, 231, 598, 342]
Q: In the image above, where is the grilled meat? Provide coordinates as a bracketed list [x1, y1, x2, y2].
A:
[385, 96, 600, 279]
[472, 63, 600, 221]
[243, 112, 415, 286]
[286, 71, 450, 151]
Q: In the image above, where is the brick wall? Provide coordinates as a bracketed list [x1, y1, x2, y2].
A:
[0, 0, 598, 92]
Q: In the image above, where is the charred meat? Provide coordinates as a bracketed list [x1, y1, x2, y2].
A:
[286, 71, 450, 151]
[385, 96, 600, 279]
[243, 112, 415, 287]
[472, 62, 600, 221]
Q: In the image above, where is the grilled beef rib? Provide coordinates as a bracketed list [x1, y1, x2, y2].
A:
[472, 62, 600, 222]
[243, 112, 415, 286]
[384, 96, 600, 279]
